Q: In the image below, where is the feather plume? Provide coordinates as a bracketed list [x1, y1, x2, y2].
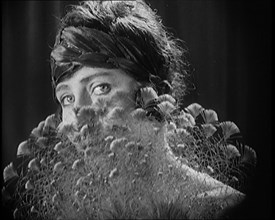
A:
[131, 108, 147, 120]
[2, 102, 255, 219]
[157, 101, 176, 116]
[44, 114, 59, 130]
[139, 87, 158, 106]
[201, 109, 218, 124]
[157, 94, 176, 105]
[225, 144, 241, 159]
[220, 121, 240, 140]
[27, 158, 40, 172]
[17, 140, 31, 156]
[107, 107, 125, 120]
[201, 124, 217, 138]
[239, 145, 257, 167]
[25, 180, 33, 191]
[53, 162, 64, 173]
[185, 103, 203, 118]
[3, 163, 18, 182]
[31, 121, 45, 137]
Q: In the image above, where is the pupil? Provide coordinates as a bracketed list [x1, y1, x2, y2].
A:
[67, 96, 73, 102]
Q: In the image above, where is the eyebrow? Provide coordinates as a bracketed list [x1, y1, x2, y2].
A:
[55, 84, 70, 94]
[55, 71, 113, 93]
[80, 71, 112, 84]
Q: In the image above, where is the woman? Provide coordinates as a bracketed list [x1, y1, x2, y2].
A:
[2, 1, 256, 219]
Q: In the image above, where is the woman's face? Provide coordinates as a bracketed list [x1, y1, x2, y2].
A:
[55, 66, 139, 127]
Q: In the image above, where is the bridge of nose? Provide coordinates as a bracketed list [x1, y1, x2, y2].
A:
[74, 86, 93, 108]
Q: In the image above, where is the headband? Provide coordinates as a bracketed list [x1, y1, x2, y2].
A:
[50, 26, 168, 92]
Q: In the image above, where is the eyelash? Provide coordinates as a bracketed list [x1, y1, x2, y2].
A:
[59, 83, 111, 106]
[60, 95, 75, 106]
[91, 83, 111, 96]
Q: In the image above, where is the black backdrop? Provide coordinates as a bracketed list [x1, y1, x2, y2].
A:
[1, 1, 272, 219]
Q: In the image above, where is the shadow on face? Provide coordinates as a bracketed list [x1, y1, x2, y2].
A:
[55, 67, 139, 127]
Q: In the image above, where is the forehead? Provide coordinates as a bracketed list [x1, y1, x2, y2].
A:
[55, 67, 133, 92]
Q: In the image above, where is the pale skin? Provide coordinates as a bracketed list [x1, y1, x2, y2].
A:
[55, 66, 139, 128]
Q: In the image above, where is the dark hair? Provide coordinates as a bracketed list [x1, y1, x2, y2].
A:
[51, 0, 189, 103]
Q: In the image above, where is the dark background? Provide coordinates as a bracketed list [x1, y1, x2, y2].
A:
[1, 0, 272, 219]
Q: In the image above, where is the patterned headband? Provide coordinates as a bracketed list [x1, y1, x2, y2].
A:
[50, 26, 168, 91]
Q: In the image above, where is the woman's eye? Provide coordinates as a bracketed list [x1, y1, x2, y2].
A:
[61, 95, 75, 106]
[93, 84, 111, 95]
